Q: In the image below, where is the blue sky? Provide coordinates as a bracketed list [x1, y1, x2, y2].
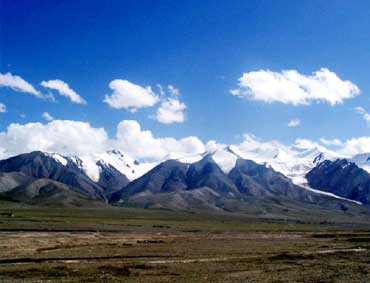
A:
[1, 0, 370, 148]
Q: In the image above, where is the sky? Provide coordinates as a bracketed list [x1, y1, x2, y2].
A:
[1, 0, 370, 160]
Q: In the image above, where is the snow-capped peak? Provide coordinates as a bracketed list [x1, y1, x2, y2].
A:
[166, 146, 240, 174]
[94, 150, 149, 181]
[229, 141, 346, 186]
[43, 152, 68, 166]
[210, 147, 238, 174]
[63, 150, 156, 182]
[350, 152, 370, 174]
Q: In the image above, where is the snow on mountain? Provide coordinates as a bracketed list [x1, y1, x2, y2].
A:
[172, 146, 239, 174]
[95, 150, 156, 181]
[300, 184, 362, 205]
[164, 142, 343, 186]
[73, 155, 102, 182]
[44, 141, 346, 188]
[265, 146, 344, 186]
[46, 150, 156, 183]
[211, 147, 238, 174]
[224, 141, 345, 186]
[45, 152, 68, 166]
[349, 153, 370, 173]
[164, 151, 204, 164]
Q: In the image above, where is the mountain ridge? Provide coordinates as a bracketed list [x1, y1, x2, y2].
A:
[0, 149, 370, 212]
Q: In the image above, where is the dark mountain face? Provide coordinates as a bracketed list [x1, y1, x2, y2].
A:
[0, 151, 106, 200]
[111, 156, 327, 208]
[0, 151, 133, 202]
[111, 156, 243, 206]
[228, 159, 312, 201]
[3, 178, 103, 207]
[96, 161, 130, 197]
[110, 160, 189, 203]
[186, 155, 240, 197]
[0, 151, 365, 213]
[306, 159, 370, 204]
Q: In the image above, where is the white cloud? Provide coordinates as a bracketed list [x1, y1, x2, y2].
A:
[338, 137, 370, 155]
[104, 80, 159, 111]
[0, 119, 205, 162]
[288, 118, 301, 127]
[235, 134, 290, 162]
[320, 138, 343, 146]
[0, 103, 6, 113]
[318, 136, 370, 156]
[42, 112, 54, 121]
[104, 80, 187, 123]
[354, 106, 370, 125]
[0, 72, 40, 97]
[168, 85, 180, 96]
[155, 98, 186, 124]
[293, 138, 320, 149]
[230, 68, 360, 106]
[3, 118, 370, 170]
[153, 85, 186, 124]
[41, 79, 86, 104]
[0, 120, 108, 158]
[115, 120, 204, 160]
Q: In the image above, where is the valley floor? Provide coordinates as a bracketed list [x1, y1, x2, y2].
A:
[1, 203, 370, 282]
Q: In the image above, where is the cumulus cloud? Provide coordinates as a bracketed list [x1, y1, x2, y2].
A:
[104, 80, 159, 111]
[288, 118, 301, 127]
[3, 117, 370, 166]
[338, 137, 370, 155]
[0, 120, 108, 158]
[0, 119, 205, 162]
[230, 68, 360, 106]
[0, 72, 40, 97]
[234, 134, 290, 162]
[41, 80, 86, 104]
[115, 120, 204, 160]
[155, 98, 186, 124]
[354, 106, 370, 125]
[299, 136, 370, 156]
[153, 85, 187, 124]
[42, 112, 54, 121]
[293, 138, 321, 149]
[320, 138, 343, 146]
[0, 103, 6, 113]
[105, 81, 187, 123]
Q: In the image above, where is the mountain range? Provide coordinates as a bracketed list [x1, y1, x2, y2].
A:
[1, 146, 370, 217]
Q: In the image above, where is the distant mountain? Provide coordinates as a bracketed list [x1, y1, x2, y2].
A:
[111, 153, 351, 210]
[186, 154, 240, 197]
[228, 159, 310, 201]
[0, 151, 106, 200]
[172, 144, 344, 187]
[243, 145, 344, 186]
[96, 160, 130, 196]
[0, 149, 366, 213]
[0, 150, 142, 200]
[306, 159, 370, 205]
[350, 153, 370, 174]
[94, 150, 155, 182]
[110, 159, 189, 203]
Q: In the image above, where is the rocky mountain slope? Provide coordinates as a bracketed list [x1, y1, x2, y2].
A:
[0, 148, 370, 212]
[306, 159, 370, 205]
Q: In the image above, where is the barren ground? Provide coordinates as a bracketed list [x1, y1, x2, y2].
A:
[1, 204, 370, 282]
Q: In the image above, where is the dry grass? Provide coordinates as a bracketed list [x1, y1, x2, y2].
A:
[1, 206, 370, 282]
